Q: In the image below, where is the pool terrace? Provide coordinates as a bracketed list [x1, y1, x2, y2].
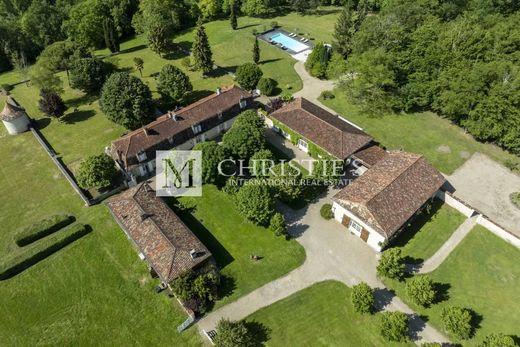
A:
[259, 28, 313, 61]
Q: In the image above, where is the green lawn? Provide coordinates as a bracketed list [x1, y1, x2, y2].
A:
[384, 226, 520, 345]
[0, 128, 202, 346]
[391, 200, 466, 263]
[245, 281, 414, 346]
[176, 185, 306, 308]
[321, 90, 520, 174]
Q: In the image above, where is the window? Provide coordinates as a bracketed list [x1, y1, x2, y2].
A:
[272, 125, 280, 133]
[281, 130, 291, 140]
[192, 124, 202, 134]
[137, 151, 147, 162]
[348, 220, 362, 234]
[298, 139, 308, 151]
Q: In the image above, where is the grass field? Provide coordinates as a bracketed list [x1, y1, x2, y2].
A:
[245, 281, 414, 346]
[391, 200, 466, 263]
[0, 127, 202, 346]
[176, 185, 306, 308]
[321, 90, 520, 175]
[385, 226, 520, 345]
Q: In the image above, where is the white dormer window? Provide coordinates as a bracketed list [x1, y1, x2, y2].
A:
[192, 124, 202, 134]
[239, 97, 247, 109]
[137, 151, 147, 162]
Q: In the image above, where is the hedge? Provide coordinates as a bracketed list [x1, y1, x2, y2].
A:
[0, 223, 91, 280]
[14, 214, 75, 247]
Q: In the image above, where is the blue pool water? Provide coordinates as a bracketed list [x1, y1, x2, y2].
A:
[270, 33, 309, 53]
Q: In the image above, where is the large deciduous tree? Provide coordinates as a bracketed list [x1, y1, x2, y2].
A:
[100, 72, 154, 129]
[379, 311, 409, 342]
[157, 64, 193, 105]
[351, 282, 374, 314]
[77, 154, 117, 189]
[193, 141, 228, 185]
[235, 179, 275, 226]
[376, 248, 405, 280]
[69, 57, 114, 94]
[235, 63, 263, 90]
[214, 319, 257, 347]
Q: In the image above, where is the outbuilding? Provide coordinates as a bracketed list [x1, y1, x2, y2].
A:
[0, 96, 30, 135]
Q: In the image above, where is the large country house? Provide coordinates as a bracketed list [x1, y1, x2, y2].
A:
[110, 86, 252, 184]
[107, 183, 213, 284]
[332, 151, 446, 251]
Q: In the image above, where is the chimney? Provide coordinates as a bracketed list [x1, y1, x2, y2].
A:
[216, 87, 221, 95]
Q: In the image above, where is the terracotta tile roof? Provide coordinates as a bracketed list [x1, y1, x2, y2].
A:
[111, 85, 251, 169]
[352, 145, 388, 168]
[106, 183, 212, 282]
[0, 97, 27, 121]
[269, 98, 372, 159]
[333, 151, 445, 238]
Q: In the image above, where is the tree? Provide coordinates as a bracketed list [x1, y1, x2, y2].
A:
[240, 0, 269, 17]
[170, 268, 220, 313]
[304, 42, 330, 79]
[311, 157, 344, 181]
[405, 275, 436, 307]
[235, 63, 263, 90]
[103, 17, 120, 53]
[20, 0, 65, 48]
[379, 311, 409, 342]
[77, 154, 117, 189]
[157, 64, 193, 105]
[198, 0, 220, 19]
[214, 319, 256, 347]
[232, 109, 265, 129]
[377, 248, 405, 280]
[235, 179, 274, 226]
[441, 306, 473, 340]
[193, 141, 227, 185]
[192, 18, 214, 75]
[230, 0, 238, 30]
[35, 41, 90, 86]
[223, 123, 266, 160]
[100, 72, 154, 130]
[479, 333, 518, 347]
[29, 59, 64, 94]
[133, 57, 144, 77]
[269, 212, 287, 237]
[249, 149, 275, 176]
[69, 57, 114, 94]
[258, 77, 276, 96]
[252, 36, 260, 64]
[333, 3, 366, 58]
[269, 162, 304, 203]
[38, 90, 68, 120]
[351, 282, 374, 314]
[148, 23, 171, 56]
[320, 203, 334, 219]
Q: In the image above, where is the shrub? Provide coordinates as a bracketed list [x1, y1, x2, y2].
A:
[379, 311, 409, 342]
[269, 212, 288, 237]
[320, 90, 335, 100]
[351, 282, 374, 314]
[405, 275, 436, 307]
[304, 42, 330, 79]
[479, 333, 517, 347]
[235, 179, 275, 226]
[170, 268, 220, 314]
[214, 319, 256, 347]
[280, 91, 293, 102]
[77, 154, 118, 190]
[38, 89, 68, 119]
[504, 158, 520, 172]
[377, 248, 405, 280]
[15, 214, 75, 247]
[235, 63, 263, 90]
[320, 203, 334, 220]
[258, 77, 277, 96]
[510, 192, 520, 209]
[223, 122, 266, 160]
[441, 306, 473, 340]
[269, 162, 304, 203]
[0, 223, 90, 280]
[270, 21, 278, 28]
[223, 176, 241, 195]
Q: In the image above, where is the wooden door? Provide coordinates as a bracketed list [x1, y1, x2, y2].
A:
[360, 229, 369, 242]
[341, 215, 350, 227]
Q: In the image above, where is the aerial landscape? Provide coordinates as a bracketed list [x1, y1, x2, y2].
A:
[0, 0, 519, 346]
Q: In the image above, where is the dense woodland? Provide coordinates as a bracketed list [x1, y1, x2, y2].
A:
[0, 0, 519, 154]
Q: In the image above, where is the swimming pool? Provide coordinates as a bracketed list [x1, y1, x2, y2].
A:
[270, 33, 309, 53]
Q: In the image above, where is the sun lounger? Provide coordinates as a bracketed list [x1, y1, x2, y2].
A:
[304, 39, 309, 43]
[300, 37, 305, 41]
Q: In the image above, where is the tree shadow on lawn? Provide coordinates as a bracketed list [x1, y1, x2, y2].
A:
[34, 117, 51, 130]
[468, 309, 483, 338]
[207, 65, 237, 78]
[218, 274, 237, 301]
[239, 23, 261, 30]
[118, 44, 147, 55]
[433, 282, 451, 304]
[260, 58, 282, 65]
[373, 287, 396, 312]
[65, 93, 98, 109]
[62, 110, 96, 124]
[244, 320, 271, 347]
